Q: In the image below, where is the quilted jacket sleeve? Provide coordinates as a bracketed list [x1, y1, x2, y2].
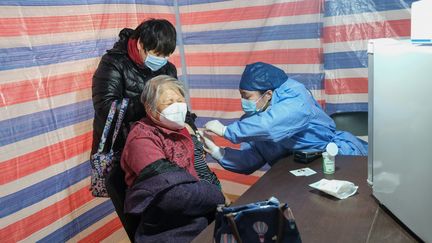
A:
[156, 180, 225, 216]
[93, 55, 124, 119]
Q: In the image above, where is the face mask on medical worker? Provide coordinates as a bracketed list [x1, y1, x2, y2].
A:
[241, 92, 270, 115]
[145, 53, 168, 71]
[155, 102, 187, 130]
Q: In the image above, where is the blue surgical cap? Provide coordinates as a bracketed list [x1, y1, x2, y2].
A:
[239, 62, 288, 91]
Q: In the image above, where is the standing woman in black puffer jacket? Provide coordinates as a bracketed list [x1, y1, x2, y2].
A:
[92, 18, 197, 155]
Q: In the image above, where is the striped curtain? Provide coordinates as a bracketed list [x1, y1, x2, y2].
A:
[0, 1, 176, 242]
[0, 0, 417, 242]
[323, 0, 417, 114]
[179, 0, 323, 201]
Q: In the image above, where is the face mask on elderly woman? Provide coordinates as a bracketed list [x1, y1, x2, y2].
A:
[156, 102, 187, 130]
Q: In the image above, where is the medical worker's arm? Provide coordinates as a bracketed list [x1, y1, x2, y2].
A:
[220, 143, 267, 175]
[212, 143, 267, 175]
[225, 94, 314, 144]
[201, 133, 266, 174]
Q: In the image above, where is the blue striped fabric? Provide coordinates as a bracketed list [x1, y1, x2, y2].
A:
[0, 0, 174, 6]
[178, 0, 228, 6]
[0, 39, 115, 71]
[0, 100, 93, 146]
[0, 0, 227, 6]
[188, 73, 324, 90]
[38, 200, 114, 243]
[323, 0, 416, 113]
[287, 73, 325, 90]
[324, 51, 368, 70]
[195, 118, 239, 130]
[1, 161, 90, 217]
[183, 23, 322, 44]
[188, 75, 241, 89]
[325, 0, 418, 16]
[182, 0, 324, 132]
[0, 2, 175, 241]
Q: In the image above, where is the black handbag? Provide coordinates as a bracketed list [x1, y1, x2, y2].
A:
[214, 197, 301, 243]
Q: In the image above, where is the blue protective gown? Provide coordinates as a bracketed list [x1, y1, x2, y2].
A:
[219, 78, 368, 174]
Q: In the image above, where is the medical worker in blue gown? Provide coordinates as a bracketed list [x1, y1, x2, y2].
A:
[201, 62, 368, 174]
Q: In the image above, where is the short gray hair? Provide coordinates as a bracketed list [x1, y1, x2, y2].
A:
[141, 75, 185, 111]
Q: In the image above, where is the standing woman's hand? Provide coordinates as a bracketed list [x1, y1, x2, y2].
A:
[204, 120, 226, 137]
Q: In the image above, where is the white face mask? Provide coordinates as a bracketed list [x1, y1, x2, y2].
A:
[157, 102, 187, 130]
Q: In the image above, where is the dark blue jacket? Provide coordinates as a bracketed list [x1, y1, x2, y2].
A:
[124, 159, 225, 243]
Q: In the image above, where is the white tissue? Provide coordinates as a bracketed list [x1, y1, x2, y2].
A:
[309, 179, 358, 199]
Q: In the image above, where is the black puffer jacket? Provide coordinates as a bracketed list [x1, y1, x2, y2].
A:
[92, 28, 178, 154]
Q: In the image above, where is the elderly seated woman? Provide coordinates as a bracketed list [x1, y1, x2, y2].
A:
[121, 75, 225, 242]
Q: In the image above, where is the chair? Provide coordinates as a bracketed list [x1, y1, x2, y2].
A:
[106, 164, 140, 242]
[330, 111, 368, 136]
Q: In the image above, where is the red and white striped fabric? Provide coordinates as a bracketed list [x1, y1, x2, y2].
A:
[179, 0, 323, 201]
[323, 0, 417, 114]
[0, 1, 176, 242]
